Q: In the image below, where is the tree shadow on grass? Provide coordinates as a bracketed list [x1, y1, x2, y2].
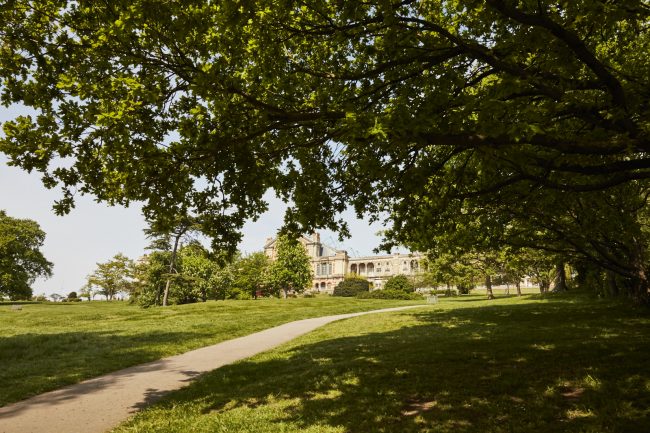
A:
[141, 298, 650, 433]
[0, 329, 203, 406]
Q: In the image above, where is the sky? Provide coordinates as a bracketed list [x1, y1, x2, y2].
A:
[0, 107, 394, 297]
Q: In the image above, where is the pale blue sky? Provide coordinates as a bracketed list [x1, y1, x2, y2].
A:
[1, 106, 392, 296]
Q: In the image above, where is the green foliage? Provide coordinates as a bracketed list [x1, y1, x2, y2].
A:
[1, 2, 649, 301]
[357, 289, 422, 300]
[0, 210, 52, 300]
[86, 254, 134, 300]
[66, 291, 81, 302]
[267, 236, 313, 298]
[232, 252, 271, 298]
[332, 277, 370, 297]
[383, 275, 415, 293]
[132, 251, 169, 307]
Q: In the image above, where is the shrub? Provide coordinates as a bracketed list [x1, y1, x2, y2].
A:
[384, 275, 415, 292]
[357, 289, 423, 300]
[333, 277, 371, 297]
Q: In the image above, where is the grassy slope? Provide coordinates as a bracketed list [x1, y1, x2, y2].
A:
[0, 297, 422, 406]
[115, 293, 650, 433]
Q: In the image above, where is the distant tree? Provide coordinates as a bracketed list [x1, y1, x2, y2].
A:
[79, 285, 93, 301]
[50, 293, 63, 302]
[384, 275, 415, 293]
[233, 252, 271, 299]
[145, 215, 202, 306]
[131, 251, 169, 306]
[268, 236, 313, 298]
[333, 276, 370, 297]
[177, 242, 218, 303]
[0, 210, 53, 300]
[86, 254, 134, 300]
[67, 291, 77, 299]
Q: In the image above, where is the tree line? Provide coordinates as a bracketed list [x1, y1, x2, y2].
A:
[83, 235, 313, 307]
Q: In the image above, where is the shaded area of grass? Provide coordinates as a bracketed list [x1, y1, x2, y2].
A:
[116, 294, 650, 433]
[0, 297, 422, 406]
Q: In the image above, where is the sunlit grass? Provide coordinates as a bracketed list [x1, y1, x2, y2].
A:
[115, 293, 650, 433]
[0, 297, 422, 406]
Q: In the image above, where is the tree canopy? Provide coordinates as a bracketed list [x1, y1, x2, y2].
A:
[86, 253, 134, 300]
[1, 1, 648, 300]
[268, 235, 313, 298]
[0, 210, 52, 299]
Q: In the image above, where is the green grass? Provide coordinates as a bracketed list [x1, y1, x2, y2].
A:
[0, 297, 423, 406]
[114, 293, 650, 433]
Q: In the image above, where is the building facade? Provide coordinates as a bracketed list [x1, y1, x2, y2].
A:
[264, 232, 423, 294]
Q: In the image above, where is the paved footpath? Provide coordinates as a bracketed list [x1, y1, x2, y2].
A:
[0, 305, 425, 433]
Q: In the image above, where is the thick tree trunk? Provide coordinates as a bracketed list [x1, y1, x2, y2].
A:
[486, 275, 495, 300]
[539, 278, 549, 294]
[606, 272, 619, 297]
[516, 281, 522, 296]
[282, 288, 288, 299]
[630, 246, 650, 304]
[505, 283, 510, 295]
[552, 262, 568, 292]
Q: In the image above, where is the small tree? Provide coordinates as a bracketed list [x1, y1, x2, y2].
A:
[144, 214, 202, 306]
[86, 254, 134, 300]
[79, 284, 93, 301]
[333, 276, 370, 297]
[233, 252, 271, 298]
[268, 235, 313, 298]
[384, 275, 415, 293]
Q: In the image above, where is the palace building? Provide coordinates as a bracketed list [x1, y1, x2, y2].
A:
[264, 232, 423, 293]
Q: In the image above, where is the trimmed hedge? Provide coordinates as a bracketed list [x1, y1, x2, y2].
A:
[333, 278, 371, 297]
[357, 289, 423, 300]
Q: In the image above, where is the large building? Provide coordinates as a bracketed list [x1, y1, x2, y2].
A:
[264, 232, 423, 293]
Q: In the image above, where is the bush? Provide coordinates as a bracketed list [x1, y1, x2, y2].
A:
[333, 277, 371, 297]
[357, 289, 423, 300]
[384, 275, 415, 292]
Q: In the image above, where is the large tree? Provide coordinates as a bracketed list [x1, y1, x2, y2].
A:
[0, 210, 52, 300]
[1, 2, 648, 299]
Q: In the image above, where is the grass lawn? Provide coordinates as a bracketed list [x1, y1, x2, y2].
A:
[0, 297, 423, 406]
[114, 293, 650, 433]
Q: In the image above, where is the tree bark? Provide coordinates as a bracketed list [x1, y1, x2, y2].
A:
[486, 274, 495, 300]
[630, 244, 650, 304]
[163, 235, 181, 307]
[552, 263, 568, 292]
[606, 271, 619, 297]
[516, 280, 522, 296]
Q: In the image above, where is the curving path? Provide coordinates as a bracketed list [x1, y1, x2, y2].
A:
[0, 305, 425, 433]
